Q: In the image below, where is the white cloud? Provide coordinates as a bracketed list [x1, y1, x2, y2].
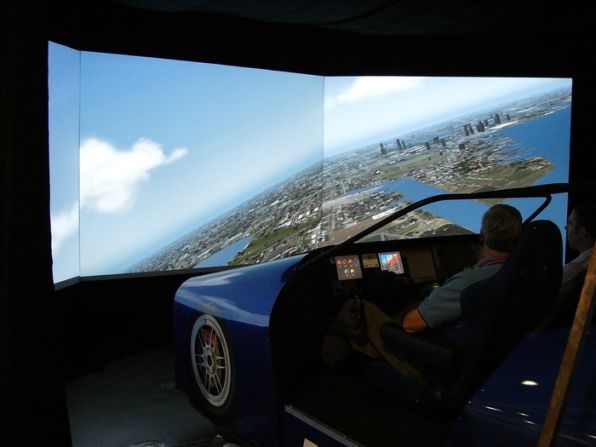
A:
[51, 202, 79, 254]
[80, 137, 188, 214]
[164, 147, 189, 165]
[51, 137, 188, 255]
[326, 76, 426, 109]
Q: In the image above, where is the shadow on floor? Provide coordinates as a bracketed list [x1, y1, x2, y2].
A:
[66, 343, 217, 447]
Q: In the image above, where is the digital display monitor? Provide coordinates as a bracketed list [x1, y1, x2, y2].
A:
[362, 253, 380, 268]
[335, 255, 363, 281]
[378, 252, 405, 274]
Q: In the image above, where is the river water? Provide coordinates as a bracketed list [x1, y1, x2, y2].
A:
[195, 236, 253, 267]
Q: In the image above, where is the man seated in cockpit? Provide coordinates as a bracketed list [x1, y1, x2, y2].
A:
[402, 204, 523, 333]
[321, 204, 523, 384]
[539, 202, 596, 328]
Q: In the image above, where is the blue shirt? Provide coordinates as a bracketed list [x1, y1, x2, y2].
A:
[417, 256, 507, 329]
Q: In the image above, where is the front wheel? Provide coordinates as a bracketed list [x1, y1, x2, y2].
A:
[189, 314, 235, 421]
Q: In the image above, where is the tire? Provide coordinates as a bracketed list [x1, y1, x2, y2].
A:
[188, 314, 235, 422]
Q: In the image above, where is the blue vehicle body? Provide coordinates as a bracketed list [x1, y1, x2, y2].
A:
[174, 185, 595, 447]
[174, 255, 306, 446]
[448, 329, 596, 447]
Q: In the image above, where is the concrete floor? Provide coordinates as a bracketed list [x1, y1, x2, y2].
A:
[65, 344, 217, 447]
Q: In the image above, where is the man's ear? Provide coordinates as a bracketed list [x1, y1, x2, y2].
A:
[578, 225, 588, 239]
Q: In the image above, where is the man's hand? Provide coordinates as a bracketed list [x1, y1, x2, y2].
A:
[402, 308, 428, 333]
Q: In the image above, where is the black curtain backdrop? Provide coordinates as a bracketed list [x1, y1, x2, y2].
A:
[1, 2, 71, 445]
[0, 2, 594, 446]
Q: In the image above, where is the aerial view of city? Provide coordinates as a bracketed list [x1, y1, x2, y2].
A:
[132, 87, 571, 272]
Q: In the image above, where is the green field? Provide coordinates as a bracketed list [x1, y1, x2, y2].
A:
[231, 217, 320, 265]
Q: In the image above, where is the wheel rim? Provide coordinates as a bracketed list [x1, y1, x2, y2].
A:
[190, 315, 232, 407]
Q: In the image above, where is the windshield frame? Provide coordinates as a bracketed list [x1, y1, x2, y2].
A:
[297, 182, 591, 273]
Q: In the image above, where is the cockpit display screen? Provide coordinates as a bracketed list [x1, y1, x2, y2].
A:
[378, 251, 405, 274]
[335, 255, 363, 281]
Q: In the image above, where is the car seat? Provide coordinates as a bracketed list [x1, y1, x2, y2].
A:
[366, 220, 563, 414]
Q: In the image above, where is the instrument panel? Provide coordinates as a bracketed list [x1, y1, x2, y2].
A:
[335, 251, 406, 281]
[329, 234, 480, 286]
[334, 255, 363, 281]
[334, 249, 430, 282]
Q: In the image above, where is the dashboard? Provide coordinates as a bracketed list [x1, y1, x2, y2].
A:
[317, 234, 481, 309]
[335, 250, 417, 281]
[330, 235, 479, 284]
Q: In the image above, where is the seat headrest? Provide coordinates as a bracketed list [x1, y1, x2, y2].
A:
[458, 219, 562, 350]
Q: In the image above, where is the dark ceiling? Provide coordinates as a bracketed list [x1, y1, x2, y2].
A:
[48, 1, 588, 76]
[114, 0, 578, 35]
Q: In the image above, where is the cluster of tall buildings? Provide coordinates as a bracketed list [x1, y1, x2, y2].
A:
[380, 136, 448, 155]
[463, 113, 510, 136]
[378, 111, 513, 156]
[380, 138, 409, 155]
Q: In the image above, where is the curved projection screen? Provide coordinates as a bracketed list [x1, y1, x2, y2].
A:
[49, 43, 80, 282]
[49, 42, 572, 283]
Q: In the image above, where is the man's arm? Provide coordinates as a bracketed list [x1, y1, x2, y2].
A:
[404, 268, 475, 333]
[402, 308, 428, 333]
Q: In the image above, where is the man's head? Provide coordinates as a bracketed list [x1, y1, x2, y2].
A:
[566, 203, 596, 253]
[480, 204, 523, 253]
